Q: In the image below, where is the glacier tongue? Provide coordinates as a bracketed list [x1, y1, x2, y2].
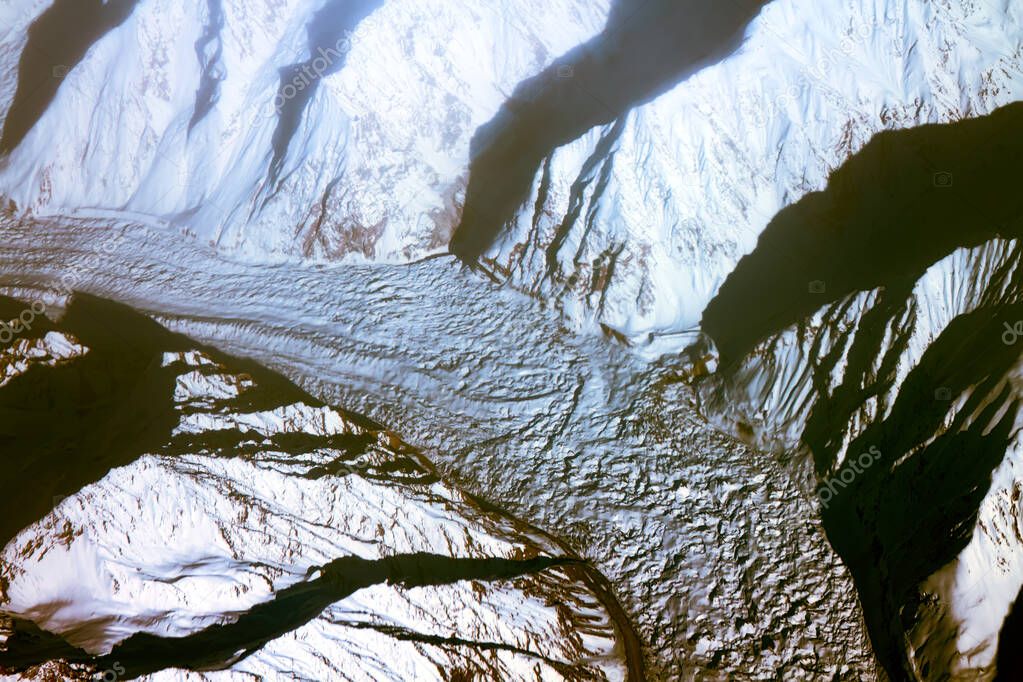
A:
[0, 216, 880, 680]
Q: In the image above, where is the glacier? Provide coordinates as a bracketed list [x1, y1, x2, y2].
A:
[0, 0, 1021, 679]
[0, 216, 877, 679]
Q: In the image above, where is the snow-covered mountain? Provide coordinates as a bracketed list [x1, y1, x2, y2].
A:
[693, 103, 1023, 680]
[0, 0, 1019, 350]
[0, 0, 1021, 680]
[0, 215, 881, 680]
[0, 0, 612, 260]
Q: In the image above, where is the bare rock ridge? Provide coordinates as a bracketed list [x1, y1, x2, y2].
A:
[0, 293, 640, 680]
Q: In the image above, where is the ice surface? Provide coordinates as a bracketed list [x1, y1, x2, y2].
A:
[0, 295, 628, 681]
[0, 216, 878, 679]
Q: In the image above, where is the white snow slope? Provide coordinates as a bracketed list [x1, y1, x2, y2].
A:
[0, 0, 1021, 679]
[0, 0, 1019, 350]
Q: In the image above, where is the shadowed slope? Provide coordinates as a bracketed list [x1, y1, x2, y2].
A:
[695, 102, 1023, 680]
[0, 0, 141, 155]
[0, 293, 360, 550]
[997, 585, 1023, 681]
[813, 301, 1022, 680]
[449, 0, 767, 262]
[263, 0, 383, 195]
[702, 102, 1023, 366]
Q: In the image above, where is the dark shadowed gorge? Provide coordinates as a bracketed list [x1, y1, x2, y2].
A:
[0, 553, 578, 678]
[702, 102, 1023, 366]
[696, 102, 1023, 680]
